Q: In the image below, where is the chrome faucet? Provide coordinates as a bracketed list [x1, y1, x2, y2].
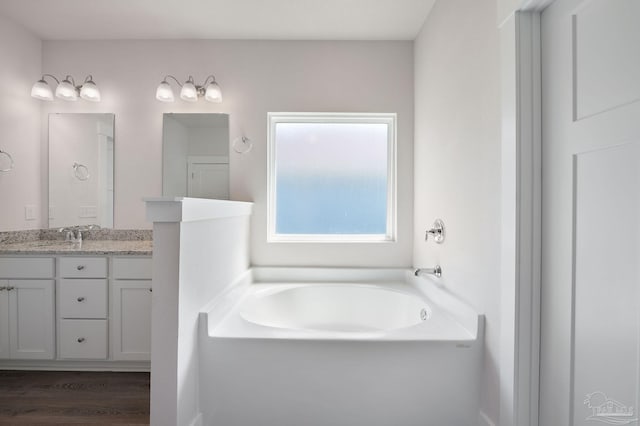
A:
[59, 227, 82, 243]
[414, 266, 442, 278]
[58, 224, 101, 243]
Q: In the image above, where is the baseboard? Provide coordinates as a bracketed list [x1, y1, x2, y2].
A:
[0, 359, 150, 372]
[479, 411, 497, 426]
[188, 413, 203, 426]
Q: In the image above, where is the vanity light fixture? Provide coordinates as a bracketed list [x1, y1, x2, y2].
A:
[31, 74, 101, 102]
[156, 75, 222, 103]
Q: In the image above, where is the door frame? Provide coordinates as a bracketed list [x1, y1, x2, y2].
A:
[498, 2, 552, 426]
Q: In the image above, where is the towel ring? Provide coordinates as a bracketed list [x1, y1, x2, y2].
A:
[0, 150, 14, 172]
[232, 136, 253, 154]
[73, 162, 90, 181]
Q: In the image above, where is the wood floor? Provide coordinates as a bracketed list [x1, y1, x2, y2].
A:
[0, 371, 150, 425]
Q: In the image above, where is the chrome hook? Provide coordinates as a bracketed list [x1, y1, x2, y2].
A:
[0, 150, 14, 172]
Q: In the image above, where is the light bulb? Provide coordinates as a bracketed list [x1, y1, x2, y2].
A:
[180, 81, 198, 102]
[31, 79, 53, 101]
[204, 81, 222, 103]
[156, 81, 175, 102]
[55, 78, 78, 101]
[80, 79, 101, 102]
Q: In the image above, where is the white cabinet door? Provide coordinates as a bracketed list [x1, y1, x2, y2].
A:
[9, 280, 55, 359]
[0, 280, 9, 358]
[111, 280, 152, 361]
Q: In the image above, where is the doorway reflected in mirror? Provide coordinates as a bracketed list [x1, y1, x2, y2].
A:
[162, 113, 229, 200]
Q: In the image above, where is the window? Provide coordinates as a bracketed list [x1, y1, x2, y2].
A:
[268, 112, 396, 242]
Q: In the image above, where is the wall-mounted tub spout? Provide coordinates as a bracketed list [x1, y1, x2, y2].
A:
[415, 266, 442, 278]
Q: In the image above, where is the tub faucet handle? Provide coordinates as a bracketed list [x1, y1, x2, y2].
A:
[425, 219, 445, 244]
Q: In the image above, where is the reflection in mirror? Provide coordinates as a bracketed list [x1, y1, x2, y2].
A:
[48, 113, 114, 229]
[162, 113, 230, 199]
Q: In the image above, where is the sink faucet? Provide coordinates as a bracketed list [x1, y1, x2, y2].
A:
[58, 225, 101, 243]
[59, 227, 82, 243]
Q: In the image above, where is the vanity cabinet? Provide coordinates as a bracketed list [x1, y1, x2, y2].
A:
[0, 258, 55, 360]
[0, 252, 151, 368]
[111, 257, 152, 361]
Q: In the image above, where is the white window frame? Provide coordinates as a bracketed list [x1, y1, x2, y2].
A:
[267, 112, 397, 243]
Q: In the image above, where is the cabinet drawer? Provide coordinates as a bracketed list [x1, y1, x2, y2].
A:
[59, 279, 107, 319]
[59, 257, 107, 278]
[58, 319, 107, 359]
[112, 257, 152, 280]
[0, 258, 54, 279]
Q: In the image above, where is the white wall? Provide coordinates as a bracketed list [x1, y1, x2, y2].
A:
[413, 0, 501, 424]
[0, 16, 42, 231]
[39, 40, 414, 267]
[176, 215, 251, 426]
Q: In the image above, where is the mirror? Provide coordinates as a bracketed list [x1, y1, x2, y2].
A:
[49, 113, 114, 229]
[162, 113, 230, 199]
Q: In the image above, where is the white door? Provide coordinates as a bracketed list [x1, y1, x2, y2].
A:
[540, 0, 640, 424]
[9, 280, 55, 359]
[0, 280, 9, 358]
[187, 156, 229, 199]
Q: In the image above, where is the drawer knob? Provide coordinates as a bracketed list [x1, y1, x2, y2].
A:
[6, 286, 14, 291]
[76, 265, 85, 271]
[77, 297, 85, 302]
[149, 288, 153, 293]
[0, 287, 5, 291]
[77, 337, 86, 343]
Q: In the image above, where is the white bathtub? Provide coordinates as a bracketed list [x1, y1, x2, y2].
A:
[199, 268, 483, 426]
[241, 283, 430, 333]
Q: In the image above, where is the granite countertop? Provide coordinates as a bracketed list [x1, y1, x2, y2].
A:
[0, 229, 153, 256]
[0, 239, 153, 256]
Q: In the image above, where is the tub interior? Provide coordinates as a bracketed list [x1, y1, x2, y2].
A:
[240, 284, 431, 333]
[202, 269, 482, 341]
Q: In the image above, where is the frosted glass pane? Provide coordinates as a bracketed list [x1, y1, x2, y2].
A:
[274, 122, 388, 235]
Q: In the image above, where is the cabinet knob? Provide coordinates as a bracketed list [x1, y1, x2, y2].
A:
[76, 265, 85, 271]
[149, 288, 153, 292]
[0, 287, 5, 291]
[6, 286, 14, 291]
[77, 297, 85, 302]
[77, 337, 86, 343]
